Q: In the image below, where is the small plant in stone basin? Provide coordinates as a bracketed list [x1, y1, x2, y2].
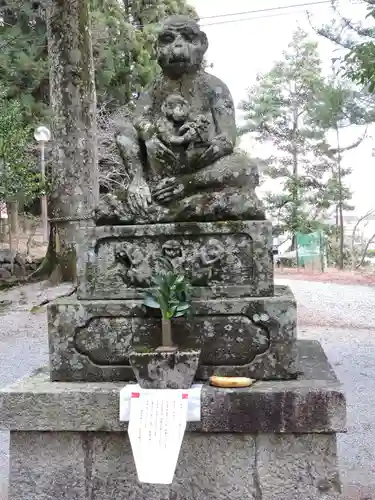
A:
[144, 258, 192, 350]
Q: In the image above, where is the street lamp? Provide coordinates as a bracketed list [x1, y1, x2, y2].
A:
[34, 126, 51, 243]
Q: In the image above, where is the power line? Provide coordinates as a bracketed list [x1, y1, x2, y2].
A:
[131, 2, 332, 30]
[138, 0, 350, 29]
[199, 0, 331, 21]
[201, 8, 329, 27]
[0, 0, 360, 51]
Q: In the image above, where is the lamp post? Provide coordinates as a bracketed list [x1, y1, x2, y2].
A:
[34, 126, 51, 242]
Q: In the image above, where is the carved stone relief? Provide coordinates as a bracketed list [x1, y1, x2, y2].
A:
[109, 234, 250, 288]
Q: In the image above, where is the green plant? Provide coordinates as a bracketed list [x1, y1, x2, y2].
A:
[144, 258, 192, 348]
[0, 94, 41, 206]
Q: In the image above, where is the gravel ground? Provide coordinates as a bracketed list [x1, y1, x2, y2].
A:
[0, 282, 74, 499]
[0, 279, 375, 499]
[278, 278, 375, 500]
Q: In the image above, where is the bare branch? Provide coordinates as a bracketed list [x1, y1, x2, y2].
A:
[96, 100, 135, 192]
[356, 232, 375, 268]
[351, 208, 375, 269]
[326, 127, 368, 156]
[307, 11, 354, 49]
[330, 0, 375, 40]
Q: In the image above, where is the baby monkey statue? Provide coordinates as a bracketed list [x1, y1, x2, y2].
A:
[138, 94, 212, 175]
[96, 15, 265, 224]
[156, 94, 211, 151]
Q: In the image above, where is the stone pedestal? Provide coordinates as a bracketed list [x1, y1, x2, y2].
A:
[0, 341, 346, 500]
[48, 284, 297, 382]
[0, 219, 346, 499]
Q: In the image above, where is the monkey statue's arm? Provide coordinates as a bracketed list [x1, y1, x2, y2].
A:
[154, 119, 188, 147]
[178, 77, 240, 192]
[113, 90, 156, 215]
[194, 75, 237, 169]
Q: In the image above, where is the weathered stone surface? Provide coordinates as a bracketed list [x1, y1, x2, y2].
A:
[47, 285, 296, 382]
[0, 249, 26, 278]
[7, 431, 341, 500]
[77, 221, 273, 300]
[95, 16, 265, 225]
[256, 434, 341, 500]
[129, 348, 201, 389]
[200, 381, 346, 434]
[0, 341, 345, 433]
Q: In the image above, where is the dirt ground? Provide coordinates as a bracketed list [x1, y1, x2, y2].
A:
[275, 267, 375, 287]
[344, 484, 375, 500]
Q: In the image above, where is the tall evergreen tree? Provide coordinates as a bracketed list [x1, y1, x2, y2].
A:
[0, 89, 41, 234]
[311, 78, 373, 268]
[239, 29, 327, 241]
[0, 0, 196, 121]
[239, 28, 375, 266]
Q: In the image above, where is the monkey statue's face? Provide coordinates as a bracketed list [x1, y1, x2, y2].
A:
[162, 240, 182, 260]
[157, 16, 208, 78]
[200, 239, 225, 266]
[162, 95, 190, 124]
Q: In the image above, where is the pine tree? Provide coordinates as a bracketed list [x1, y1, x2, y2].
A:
[311, 78, 374, 268]
[239, 29, 327, 241]
[0, 1, 49, 121]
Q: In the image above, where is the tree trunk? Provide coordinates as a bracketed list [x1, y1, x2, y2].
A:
[28, 224, 58, 281]
[336, 126, 344, 270]
[290, 100, 299, 267]
[350, 209, 375, 270]
[6, 201, 18, 235]
[46, 0, 99, 282]
[319, 231, 325, 272]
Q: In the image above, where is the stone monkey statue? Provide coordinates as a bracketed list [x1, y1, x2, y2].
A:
[97, 15, 265, 223]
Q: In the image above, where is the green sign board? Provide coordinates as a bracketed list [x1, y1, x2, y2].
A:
[296, 231, 323, 264]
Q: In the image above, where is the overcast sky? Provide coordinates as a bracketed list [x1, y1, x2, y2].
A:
[189, 0, 375, 223]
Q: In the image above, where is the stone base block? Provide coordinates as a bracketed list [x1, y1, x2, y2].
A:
[7, 431, 342, 500]
[0, 341, 345, 434]
[76, 220, 274, 300]
[0, 340, 346, 499]
[47, 285, 297, 382]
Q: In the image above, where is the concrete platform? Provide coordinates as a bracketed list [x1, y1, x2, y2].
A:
[0, 340, 346, 500]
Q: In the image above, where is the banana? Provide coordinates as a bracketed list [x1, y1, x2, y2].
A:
[209, 376, 256, 388]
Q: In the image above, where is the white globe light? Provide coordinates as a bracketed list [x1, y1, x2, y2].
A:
[34, 126, 51, 142]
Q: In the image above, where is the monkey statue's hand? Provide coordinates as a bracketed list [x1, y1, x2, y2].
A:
[146, 137, 177, 165]
[178, 123, 198, 144]
[197, 134, 233, 167]
[127, 175, 152, 216]
[152, 176, 186, 204]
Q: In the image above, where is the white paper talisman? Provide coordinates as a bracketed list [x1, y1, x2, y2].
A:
[119, 383, 202, 422]
[128, 389, 189, 484]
